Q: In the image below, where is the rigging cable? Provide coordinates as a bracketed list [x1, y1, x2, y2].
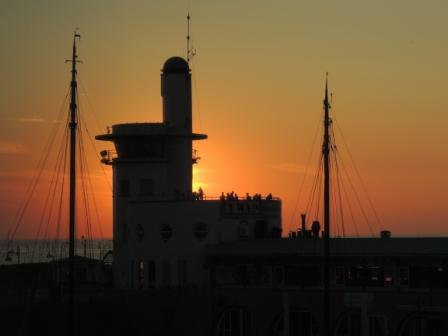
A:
[77, 103, 95, 258]
[329, 154, 342, 237]
[329, 123, 346, 237]
[288, 117, 322, 232]
[338, 167, 360, 237]
[53, 131, 69, 259]
[332, 146, 346, 237]
[40, 120, 70, 261]
[2, 89, 70, 263]
[333, 117, 384, 231]
[31, 118, 69, 263]
[78, 94, 107, 242]
[78, 78, 112, 193]
[305, 156, 323, 223]
[337, 152, 375, 236]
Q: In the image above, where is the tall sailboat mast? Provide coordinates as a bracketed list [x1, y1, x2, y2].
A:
[67, 29, 81, 336]
[322, 74, 331, 336]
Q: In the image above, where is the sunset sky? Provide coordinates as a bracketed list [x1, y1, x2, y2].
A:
[1, 0, 447, 239]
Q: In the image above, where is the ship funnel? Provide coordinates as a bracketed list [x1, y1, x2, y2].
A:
[300, 213, 306, 239]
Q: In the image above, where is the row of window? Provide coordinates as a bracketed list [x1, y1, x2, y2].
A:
[216, 308, 390, 336]
[214, 264, 448, 289]
[214, 265, 320, 287]
[120, 222, 210, 243]
[216, 308, 440, 336]
[115, 140, 165, 159]
[335, 265, 448, 288]
[220, 202, 261, 215]
[129, 223, 210, 242]
[118, 179, 154, 197]
[129, 259, 188, 289]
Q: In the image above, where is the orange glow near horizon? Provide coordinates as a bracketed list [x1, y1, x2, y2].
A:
[1, 1, 448, 239]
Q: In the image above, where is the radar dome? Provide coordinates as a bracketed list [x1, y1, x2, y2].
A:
[163, 57, 190, 74]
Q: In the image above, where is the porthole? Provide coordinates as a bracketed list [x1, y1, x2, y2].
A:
[194, 222, 208, 241]
[160, 224, 173, 242]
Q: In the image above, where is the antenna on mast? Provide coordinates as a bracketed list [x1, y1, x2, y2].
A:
[186, 12, 196, 62]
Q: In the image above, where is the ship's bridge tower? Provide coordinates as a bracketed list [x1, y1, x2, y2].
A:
[96, 57, 207, 201]
[96, 57, 206, 267]
[96, 57, 281, 290]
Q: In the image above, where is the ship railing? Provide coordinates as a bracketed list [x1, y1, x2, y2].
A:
[193, 195, 280, 201]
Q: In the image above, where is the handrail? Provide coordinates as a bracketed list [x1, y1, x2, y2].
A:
[194, 196, 281, 201]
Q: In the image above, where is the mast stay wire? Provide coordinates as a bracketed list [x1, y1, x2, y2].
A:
[81, 120, 113, 192]
[79, 131, 106, 244]
[42, 122, 69, 243]
[332, 103, 384, 235]
[314, 160, 323, 221]
[77, 99, 100, 258]
[32, 119, 70, 263]
[305, 156, 323, 224]
[329, 157, 341, 237]
[288, 115, 322, 232]
[77, 95, 107, 259]
[2, 88, 70, 263]
[5, 89, 69, 241]
[77, 128, 89, 253]
[329, 102, 360, 236]
[332, 146, 346, 237]
[339, 170, 360, 237]
[336, 151, 376, 236]
[52, 132, 69, 259]
[328, 124, 344, 237]
[77, 78, 105, 136]
[78, 77, 112, 193]
[332, 112, 384, 232]
[77, 93, 107, 242]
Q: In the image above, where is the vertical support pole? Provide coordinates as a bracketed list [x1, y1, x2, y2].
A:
[283, 292, 290, 336]
[323, 74, 331, 336]
[67, 30, 80, 336]
[361, 302, 369, 336]
[301, 213, 306, 239]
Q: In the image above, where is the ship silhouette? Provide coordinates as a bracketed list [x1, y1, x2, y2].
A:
[1, 33, 448, 336]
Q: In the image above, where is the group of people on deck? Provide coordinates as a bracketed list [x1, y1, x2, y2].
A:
[192, 187, 204, 200]
[220, 192, 273, 201]
[191, 188, 274, 201]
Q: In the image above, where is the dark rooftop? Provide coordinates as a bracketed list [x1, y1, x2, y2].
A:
[162, 56, 190, 74]
[206, 237, 448, 259]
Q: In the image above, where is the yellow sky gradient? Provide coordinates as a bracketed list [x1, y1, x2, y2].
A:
[1, 1, 447, 239]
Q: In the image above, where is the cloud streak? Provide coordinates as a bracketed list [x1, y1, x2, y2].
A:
[5, 117, 61, 124]
[0, 141, 27, 154]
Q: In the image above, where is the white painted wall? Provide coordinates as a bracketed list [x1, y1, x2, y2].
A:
[113, 199, 281, 288]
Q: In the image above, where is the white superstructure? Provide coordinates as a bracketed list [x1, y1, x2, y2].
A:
[97, 57, 282, 289]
